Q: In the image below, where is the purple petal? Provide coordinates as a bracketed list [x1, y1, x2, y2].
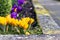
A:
[11, 5, 22, 13]
[13, 4, 17, 8]
[18, 0, 24, 5]
[11, 4, 17, 13]
[17, 6, 22, 13]
[11, 12, 17, 19]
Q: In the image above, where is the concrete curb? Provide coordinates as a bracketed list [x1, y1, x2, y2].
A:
[0, 35, 60, 40]
[32, 0, 60, 34]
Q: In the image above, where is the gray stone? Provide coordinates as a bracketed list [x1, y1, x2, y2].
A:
[0, 35, 60, 40]
[37, 14, 60, 34]
[38, 0, 60, 26]
[32, 0, 60, 34]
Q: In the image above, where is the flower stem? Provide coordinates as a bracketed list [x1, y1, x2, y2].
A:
[4, 25, 6, 33]
[14, 27, 20, 34]
[6, 25, 9, 32]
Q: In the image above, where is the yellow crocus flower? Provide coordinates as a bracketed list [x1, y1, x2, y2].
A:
[25, 32, 30, 35]
[15, 19, 19, 25]
[0, 17, 7, 25]
[18, 20, 29, 30]
[18, 20, 24, 27]
[29, 18, 34, 24]
[11, 18, 17, 26]
[23, 23, 28, 30]
[21, 17, 30, 23]
[6, 14, 12, 24]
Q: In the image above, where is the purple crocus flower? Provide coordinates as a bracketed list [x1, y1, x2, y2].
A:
[11, 4, 22, 13]
[11, 12, 17, 19]
[17, 6, 22, 13]
[11, 4, 17, 13]
[18, 0, 24, 5]
[10, 0, 24, 19]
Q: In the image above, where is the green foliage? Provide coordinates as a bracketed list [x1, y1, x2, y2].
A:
[28, 25, 43, 35]
[0, 0, 12, 16]
[12, 0, 17, 5]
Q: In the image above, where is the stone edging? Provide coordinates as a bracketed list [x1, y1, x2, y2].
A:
[0, 35, 60, 40]
[32, 0, 60, 34]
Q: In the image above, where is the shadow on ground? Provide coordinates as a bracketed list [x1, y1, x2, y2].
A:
[54, 0, 60, 2]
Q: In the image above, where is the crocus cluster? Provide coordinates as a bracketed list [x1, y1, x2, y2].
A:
[0, 14, 34, 30]
[11, 0, 25, 19]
